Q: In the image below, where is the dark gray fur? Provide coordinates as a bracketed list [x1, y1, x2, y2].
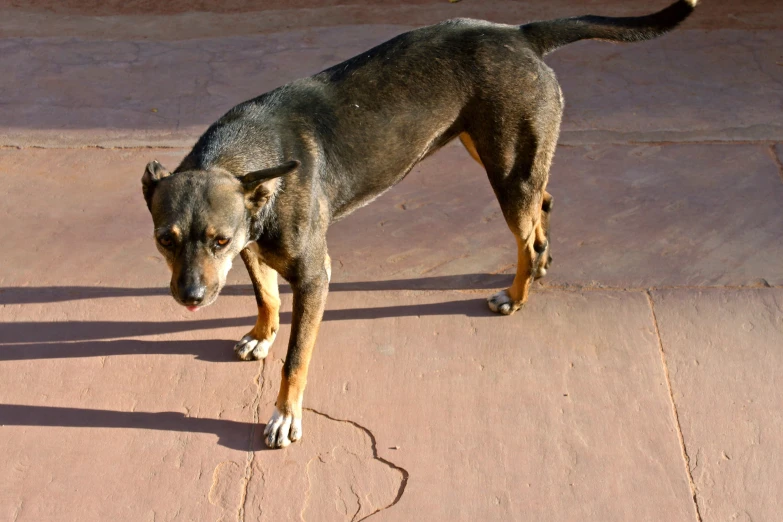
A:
[142, 0, 696, 448]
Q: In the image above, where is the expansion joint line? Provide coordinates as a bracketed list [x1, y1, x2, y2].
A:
[646, 290, 703, 522]
[238, 358, 266, 522]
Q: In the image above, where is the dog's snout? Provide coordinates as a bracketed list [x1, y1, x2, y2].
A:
[180, 284, 206, 305]
[175, 272, 207, 306]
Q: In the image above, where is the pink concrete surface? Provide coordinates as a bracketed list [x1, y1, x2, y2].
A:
[1, 0, 783, 520]
[3, 28, 782, 148]
[652, 289, 783, 522]
[263, 291, 697, 521]
[2, 145, 781, 290]
[1, 0, 781, 40]
[2, 288, 697, 521]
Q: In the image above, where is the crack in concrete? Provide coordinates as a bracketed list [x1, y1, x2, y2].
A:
[300, 454, 319, 522]
[237, 359, 266, 522]
[534, 282, 780, 293]
[768, 144, 783, 184]
[303, 407, 409, 521]
[11, 499, 23, 522]
[349, 484, 362, 522]
[645, 290, 703, 522]
[749, 44, 783, 90]
[208, 461, 243, 519]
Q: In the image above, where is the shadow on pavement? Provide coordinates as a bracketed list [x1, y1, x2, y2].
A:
[0, 277, 503, 449]
[0, 404, 269, 451]
[1, 298, 496, 348]
[0, 273, 512, 305]
[1, 318, 256, 344]
[0, 338, 243, 362]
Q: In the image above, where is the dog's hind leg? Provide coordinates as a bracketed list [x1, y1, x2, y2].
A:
[486, 179, 551, 314]
[234, 243, 281, 360]
[533, 190, 553, 279]
[467, 101, 560, 314]
[461, 132, 554, 282]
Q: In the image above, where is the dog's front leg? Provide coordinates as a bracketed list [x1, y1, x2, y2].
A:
[264, 262, 329, 448]
[234, 244, 281, 360]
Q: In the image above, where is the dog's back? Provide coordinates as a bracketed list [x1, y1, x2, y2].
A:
[181, 1, 698, 220]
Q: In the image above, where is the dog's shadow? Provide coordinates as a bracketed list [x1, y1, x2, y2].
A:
[0, 338, 245, 363]
[0, 273, 510, 351]
[0, 273, 511, 305]
[0, 273, 510, 450]
[0, 403, 273, 451]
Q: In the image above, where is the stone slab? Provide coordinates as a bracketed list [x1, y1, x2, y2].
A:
[0, 148, 190, 288]
[2, 144, 781, 292]
[0, 0, 780, 520]
[1, 276, 696, 519]
[0, 294, 404, 521]
[775, 143, 783, 176]
[651, 288, 783, 522]
[326, 142, 783, 288]
[542, 143, 783, 288]
[1, 0, 780, 40]
[245, 289, 696, 521]
[1, 28, 781, 148]
[553, 30, 783, 144]
[0, 296, 261, 522]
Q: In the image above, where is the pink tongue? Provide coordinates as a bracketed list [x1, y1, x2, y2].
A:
[186, 306, 200, 312]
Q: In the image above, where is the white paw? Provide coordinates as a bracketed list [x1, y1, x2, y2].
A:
[263, 407, 303, 448]
[234, 331, 276, 360]
[487, 289, 521, 316]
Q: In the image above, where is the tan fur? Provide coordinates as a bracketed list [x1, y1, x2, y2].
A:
[459, 132, 483, 166]
[276, 284, 327, 420]
[201, 258, 223, 295]
[276, 371, 306, 418]
[507, 234, 535, 305]
[324, 253, 332, 283]
[169, 225, 181, 240]
[240, 245, 281, 342]
[534, 221, 547, 251]
[534, 190, 553, 252]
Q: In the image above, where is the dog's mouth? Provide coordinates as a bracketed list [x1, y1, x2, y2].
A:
[174, 294, 218, 311]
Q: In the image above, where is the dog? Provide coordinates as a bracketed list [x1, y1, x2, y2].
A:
[142, 0, 698, 448]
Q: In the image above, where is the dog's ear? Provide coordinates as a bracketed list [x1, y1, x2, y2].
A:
[141, 160, 171, 210]
[241, 160, 299, 211]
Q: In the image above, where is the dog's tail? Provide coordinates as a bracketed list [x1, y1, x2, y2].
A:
[521, 0, 698, 56]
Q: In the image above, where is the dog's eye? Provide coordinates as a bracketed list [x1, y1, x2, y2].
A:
[215, 237, 231, 248]
[158, 235, 173, 248]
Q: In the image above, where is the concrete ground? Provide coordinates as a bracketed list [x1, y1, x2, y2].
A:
[1, 0, 782, 520]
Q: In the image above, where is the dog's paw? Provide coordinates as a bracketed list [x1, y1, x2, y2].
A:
[234, 331, 276, 360]
[264, 407, 303, 448]
[487, 289, 523, 315]
[533, 252, 552, 280]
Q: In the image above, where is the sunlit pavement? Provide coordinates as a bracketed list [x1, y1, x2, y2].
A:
[1, 1, 782, 520]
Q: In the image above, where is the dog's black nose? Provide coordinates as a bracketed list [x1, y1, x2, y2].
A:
[181, 285, 206, 305]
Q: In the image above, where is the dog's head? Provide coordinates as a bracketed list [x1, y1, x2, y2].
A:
[141, 159, 298, 310]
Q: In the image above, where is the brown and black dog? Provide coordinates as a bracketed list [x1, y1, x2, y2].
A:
[142, 0, 698, 448]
